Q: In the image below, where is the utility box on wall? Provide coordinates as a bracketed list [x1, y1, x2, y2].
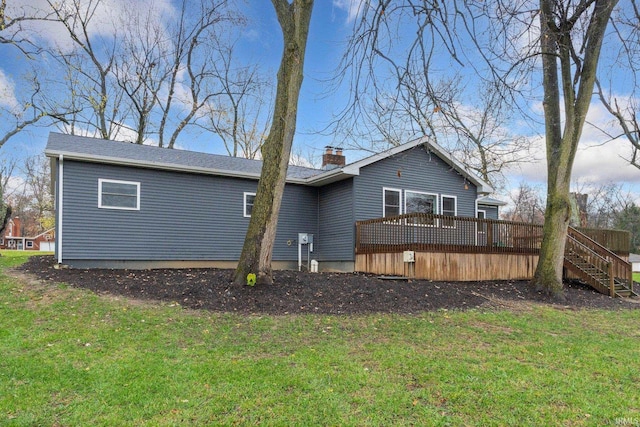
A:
[403, 250, 415, 263]
[298, 233, 314, 271]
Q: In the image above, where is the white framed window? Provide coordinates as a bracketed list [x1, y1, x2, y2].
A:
[477, 209, 487, 232]
[383, 188, 402, 217]
[98, 179, 140, 210]
[405, 190, 438, 226]
[26, 241, 34, 248]
[244, 192, 256, 217]
[441, 195, 457, 216]
[441, 195, 457, 228]
[405, 190, 437, 215]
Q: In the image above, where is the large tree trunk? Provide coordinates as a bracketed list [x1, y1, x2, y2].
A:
[233, 0, 313, 286]
[531, 0, 617, 298]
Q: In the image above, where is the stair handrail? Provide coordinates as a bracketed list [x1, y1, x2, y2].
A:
[568, 226, 633, 291]
[565, 234, 613, 295]
[566, 234, 611, 266]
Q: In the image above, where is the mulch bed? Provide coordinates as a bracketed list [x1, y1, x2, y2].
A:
[15, 255, 640, 315]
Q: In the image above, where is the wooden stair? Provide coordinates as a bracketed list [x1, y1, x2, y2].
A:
[564, 227, 637, 298]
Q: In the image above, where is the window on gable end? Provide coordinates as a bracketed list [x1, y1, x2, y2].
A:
[441, 195, 457, 216]
[405, 190, 438, 225]
[383, 188, 401, 218]
[441, 195, 457, 228]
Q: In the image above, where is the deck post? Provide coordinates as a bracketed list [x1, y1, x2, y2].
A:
[608, 262, 615, 297]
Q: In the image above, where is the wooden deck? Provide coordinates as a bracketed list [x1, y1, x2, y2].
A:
[355, 213, 634, 296]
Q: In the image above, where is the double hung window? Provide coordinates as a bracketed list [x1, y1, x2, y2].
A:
[441, 195, 457, 227]
[244, 192, 256, 217]
[383, 188, 401, 218]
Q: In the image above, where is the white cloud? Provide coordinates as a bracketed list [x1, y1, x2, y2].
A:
[332, 0, 365, 23]
[504, 100, 640, 203]
[0, 69, 20, 112]
[6, 0, 176, 52]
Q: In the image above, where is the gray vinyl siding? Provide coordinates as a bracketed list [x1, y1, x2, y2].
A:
[317, 179, 354, 261]
[477, 204, 499, 220]
[353, 145, 478, 221]
[60, 161, 316, 262]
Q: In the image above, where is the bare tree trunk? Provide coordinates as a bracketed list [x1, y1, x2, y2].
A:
[531, 0, 617, 298]
[233, 0, 313, 286]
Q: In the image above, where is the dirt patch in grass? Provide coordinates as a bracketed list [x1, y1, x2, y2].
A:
[15, 255, 640, 315]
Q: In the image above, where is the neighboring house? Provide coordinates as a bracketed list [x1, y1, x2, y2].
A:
[630, 254, 640, 273]
[45, 132, 497, 271]
[0, 217, 55, 251]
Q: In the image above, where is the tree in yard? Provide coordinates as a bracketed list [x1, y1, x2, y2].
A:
[594, 79, 640, 170]
[592, 0, 640, 170]
[424, 81, 533, 191]
[614, 203, 640, 253]
[337, 0, 620, 298]
[530, 0, 617, 297]
[0, 174, 11, 240]
[153, 0, 240, 149]
[0, 2, 69, 148]
[201, 39, 273, 159]
[335, 57, 532, 190]
[46, 0, 124, 141]
[0, 150, 15, 243]
[2, 0, 246, 149]
[47, 0, 218, 143]
[233, 0, 313, 286]
[502, 181, 546, 224]
[21, 154, 53, 234]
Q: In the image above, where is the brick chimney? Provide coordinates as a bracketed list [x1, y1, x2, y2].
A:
[322, 146, 346, 170]
[7, 217, 20, 237]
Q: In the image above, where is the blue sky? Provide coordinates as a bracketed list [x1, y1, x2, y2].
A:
[1, 0, 639, 204]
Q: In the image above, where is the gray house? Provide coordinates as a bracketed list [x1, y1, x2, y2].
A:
[45, 132, 496, 271]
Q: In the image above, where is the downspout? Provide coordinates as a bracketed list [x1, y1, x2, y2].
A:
[474, 197, 479, 247]
[57, 155, 63, 264]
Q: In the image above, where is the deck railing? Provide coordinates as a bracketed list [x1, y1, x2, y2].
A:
[355, 213, 631, 257]
[575, 227, 631, 257]
[355, 213, 544, 255]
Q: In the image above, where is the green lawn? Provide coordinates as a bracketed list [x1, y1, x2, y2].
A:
[634, 272, 640, 283]
[1, 251, 639, 426]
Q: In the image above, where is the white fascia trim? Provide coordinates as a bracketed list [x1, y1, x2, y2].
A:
[308, 136, 494, 193]
[305, 167, 356, 185]
[477, 196, 508, 206]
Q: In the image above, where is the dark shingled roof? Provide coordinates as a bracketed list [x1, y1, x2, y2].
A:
[45, 132, 323, 181]
[45, 132, 495, 193]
